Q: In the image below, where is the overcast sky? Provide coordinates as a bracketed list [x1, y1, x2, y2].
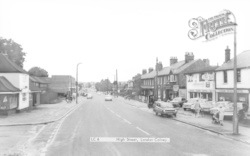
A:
[0, 0, 249, 82]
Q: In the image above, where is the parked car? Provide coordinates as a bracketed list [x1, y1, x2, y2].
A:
[210, 101, 243, 117]
[169, 97, 187, 107]
[105, 95, 112, 101]
[81, 92, 87, 97]
[183, 98, 200, 111]
[153, 101, 178, 117]
[87, 94, 93, 99]
[199, 99, 214, 112]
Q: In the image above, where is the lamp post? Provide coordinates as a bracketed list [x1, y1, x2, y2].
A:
[76, 63, 82, 104]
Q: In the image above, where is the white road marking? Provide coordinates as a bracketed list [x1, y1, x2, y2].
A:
[123, 119, 132, 125]
[136, 127, 150, 136]
[116, 114, 121, 118]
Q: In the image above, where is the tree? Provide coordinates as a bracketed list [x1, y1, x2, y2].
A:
[0, 37, 26, 68]
[28, 67, 49, 77]
[95, 79, 113, 92]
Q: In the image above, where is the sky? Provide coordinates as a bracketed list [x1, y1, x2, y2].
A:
[0, 0, 249, 82]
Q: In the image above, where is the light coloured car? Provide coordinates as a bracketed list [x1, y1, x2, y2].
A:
[199, 99, 214, 112]
[182, 98, 200, 111]
[105, 95, 112, 101]
[169, 97, 187, 107]
[210, 101, 243, 117]
[153, 101, 178, 117]
[87, 94, 93, 99]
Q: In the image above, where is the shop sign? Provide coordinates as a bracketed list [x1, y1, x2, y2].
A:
[216, 89, 249, 93]
[188, 10, 236, 41]
[173, 85, 179, 92]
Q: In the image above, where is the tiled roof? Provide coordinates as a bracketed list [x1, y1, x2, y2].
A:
[173, 59, 199, 74]
[216, 50, 250, 71]
[141, 70, 156, 79]
[0, 53, 28, 74]
[30, 76, 50, 84]
[184, 66, 218, 74]
[0, 76, 20, 92]
[158, 61, 185, 76]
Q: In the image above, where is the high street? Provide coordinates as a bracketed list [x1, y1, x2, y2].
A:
[25, 92, 250, 156]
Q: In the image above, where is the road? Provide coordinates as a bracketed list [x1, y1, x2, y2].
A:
[31, 92, 250, 156]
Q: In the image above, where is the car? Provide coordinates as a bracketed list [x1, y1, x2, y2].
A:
[153, 101, 178, 117]
[182, 98, 200, 111]
[169, 97, 187, 108]
[199, 99, 214, 112]
[210, 101, 243, 117]
[87, 94, 93, 99]
[105, 95, 112, 101]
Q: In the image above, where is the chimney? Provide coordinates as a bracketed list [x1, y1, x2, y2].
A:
[148, 67, 153, 73]
[170, 57, 178, 65]
[225, 46, 230, 63]
[142, 69, 147, 75]
[203, 59, 210, 66]
[157, 61, 163, 71]
[185, 52, 194, 63]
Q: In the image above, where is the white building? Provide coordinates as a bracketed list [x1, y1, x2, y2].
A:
[0, 54, 30, 111]
[215, 48, 250, 113]
[186, 66, 218, 102]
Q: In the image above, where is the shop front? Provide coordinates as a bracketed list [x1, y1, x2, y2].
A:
[188, 89, 214, 101]
[216, 89, 249, 106]
[0, 94, 19, 115]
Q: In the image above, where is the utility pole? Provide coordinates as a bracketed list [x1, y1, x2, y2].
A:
[116, 69, 118, 97]
[76, 63, 82, 104]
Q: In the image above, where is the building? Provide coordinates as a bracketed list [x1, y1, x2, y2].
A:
[0, 53, 31, 113]
[215, 47, 250, 112]
[185, 66, 218, 102]
[141, 68, 156, 102]
[49, 75, 76, 96]
[157, 53, 211, 101]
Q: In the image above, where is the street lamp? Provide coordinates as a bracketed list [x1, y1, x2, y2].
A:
[76, 62, 82, 104]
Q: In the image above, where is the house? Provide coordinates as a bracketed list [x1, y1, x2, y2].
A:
[49, 75, 76, 96]
[215, 47, 250, 113]
[0, 53, 31, 113]
[185, 66, 218, 102]
[140, 68, 156, 102]
[156, 53, 211, 101]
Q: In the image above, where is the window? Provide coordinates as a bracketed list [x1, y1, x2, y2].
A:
[237, 69, 241, 82]
[199, 73, 205, 81]
[223, 71, 227, 83]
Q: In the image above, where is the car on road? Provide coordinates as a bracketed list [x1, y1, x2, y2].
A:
[153, 101, 177, 117]
[105, 95, 112, 101]
[182, 98, 200, 111]
[87, 94, 93, 99]
[169, 97, 187, 108]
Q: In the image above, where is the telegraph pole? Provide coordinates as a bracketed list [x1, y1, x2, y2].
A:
[116, 69, 118, 97]
[76, 63, 82, 104]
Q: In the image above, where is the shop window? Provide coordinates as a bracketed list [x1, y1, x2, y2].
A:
[237, 69, 241, 82]
[223, 71, 228, 83]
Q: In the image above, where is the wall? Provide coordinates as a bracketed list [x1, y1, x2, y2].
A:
[216, 68, 250, 88]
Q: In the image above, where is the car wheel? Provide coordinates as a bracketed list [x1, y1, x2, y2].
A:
[183, 108, 186, 111]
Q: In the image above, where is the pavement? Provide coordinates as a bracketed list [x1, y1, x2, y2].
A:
[117, 96, 250, 145]
[0, 97, 85, 126]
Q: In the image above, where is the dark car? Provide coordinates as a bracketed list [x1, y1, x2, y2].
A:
[153, 101, 177, 117]
[169, 97, 187, 108]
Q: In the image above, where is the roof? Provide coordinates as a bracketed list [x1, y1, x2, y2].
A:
[141, 70, 156, 79]
[0, 53, 28, 74]
[30, 76, 50, 84]
[216, 50, 250, 71]
[184, 66, 218, 74]
[158, 61, 185, 76]
[173, 59, 199, 74]
[0, 76, 20, 92]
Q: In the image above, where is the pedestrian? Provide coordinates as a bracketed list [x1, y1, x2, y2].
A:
[242, 103, 249, 119]
[218, 105, 225, 126]
[194, 102, 201, 118]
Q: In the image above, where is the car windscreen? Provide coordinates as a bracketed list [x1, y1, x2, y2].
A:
[159, 102, 174, 108]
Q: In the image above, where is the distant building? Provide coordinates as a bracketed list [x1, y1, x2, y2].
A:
[49, 75, 76, 96]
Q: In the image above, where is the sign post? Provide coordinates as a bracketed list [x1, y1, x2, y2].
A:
[188, 10, 238, 134]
